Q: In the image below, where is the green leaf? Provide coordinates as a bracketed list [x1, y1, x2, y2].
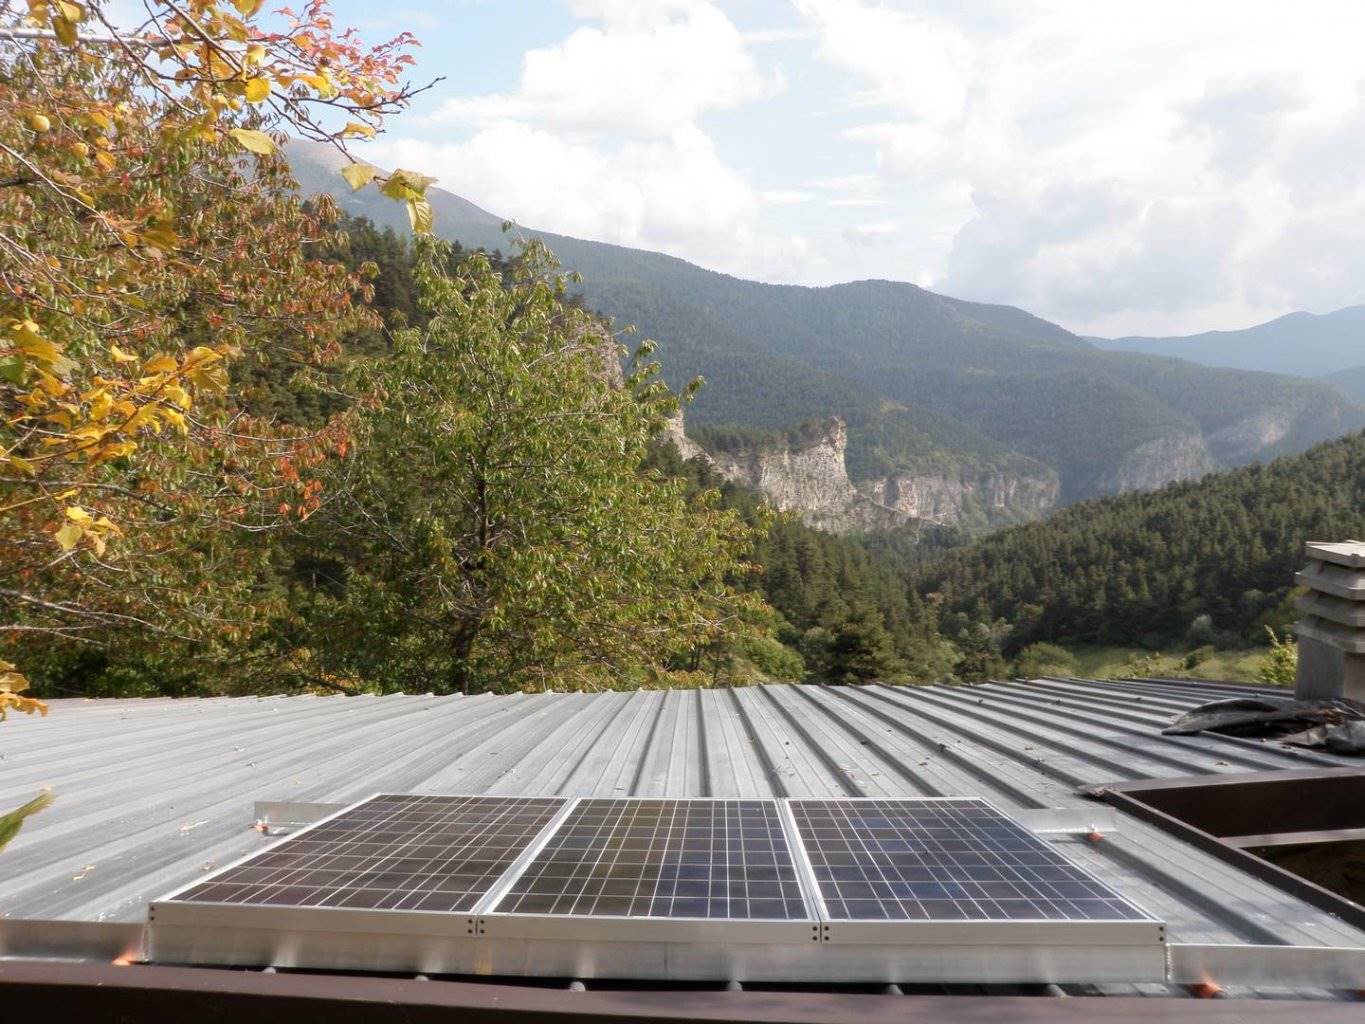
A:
[340, 162, 377, 192]
[228, 128, 275, 155]
[0, 355, 26, 385]
[0, 790, 53, 855]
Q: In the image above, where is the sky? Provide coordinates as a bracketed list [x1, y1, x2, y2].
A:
[322, 0, 1365, 337]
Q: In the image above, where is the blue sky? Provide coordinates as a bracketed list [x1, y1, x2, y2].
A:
[323, 1, 1365, 337]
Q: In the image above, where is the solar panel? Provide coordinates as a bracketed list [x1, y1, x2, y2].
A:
[169, 794, 565, 913]
[788, 797, 1152, 923]
[148, 793, 1165, 982]
[489, 798, 808, 920]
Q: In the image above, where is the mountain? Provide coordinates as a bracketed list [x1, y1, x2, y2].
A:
[1324, 366, 1365, 403]
[291, 141, 1365, 509]
[914, 430, 1365, 651]
[1095, 306, 1365, 377]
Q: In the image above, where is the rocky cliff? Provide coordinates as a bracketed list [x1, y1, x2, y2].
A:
[1095, 433, 1216, 495]
[858, 470, 1059, 526]
[671, 415, 1060, 533]
[699, 419, 910, 532]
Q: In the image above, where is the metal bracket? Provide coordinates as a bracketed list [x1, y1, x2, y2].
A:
[251, 801, 346, 831]
[1013, 807, 1119, 835]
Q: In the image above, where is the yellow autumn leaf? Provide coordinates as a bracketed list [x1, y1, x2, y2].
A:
[142, 354, 177, 374]
[162, 384, 191, 410]
[123, 404, 160, 433]
[141, 225, 179, 250]
[0, 690, 50, 725]
[234, 0, 265, 18]
[53, 521, 83, 551]
[380, 168, 436, 202]
[228, 128, 275, 155]
[65, 505, 92, 525]
[185, 345, 221, 365]
[93, 516, 122, 536]
[88, 389, 112, 421]
[244, 77, 270, 104]
[301, 73, 337, 98]
[340, 162, 377, 192]
[159, 406, 187, 433]
[341, 121, 377, 139]
[52, 9, 78, 46]
[108, 344, 138, 364]
[3, 456, 36, 476]
[189, 360, 229, 393]
[407, 197, 434, 235]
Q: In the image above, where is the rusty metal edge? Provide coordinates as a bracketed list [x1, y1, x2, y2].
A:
[1086, 766, 1365, 795]
[1, 960, 1363, 1023]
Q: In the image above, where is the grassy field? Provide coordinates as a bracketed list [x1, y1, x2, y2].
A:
[1053, 645, 1281, 686]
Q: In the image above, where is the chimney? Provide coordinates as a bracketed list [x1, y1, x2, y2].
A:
[1295, 540, 1365, 701]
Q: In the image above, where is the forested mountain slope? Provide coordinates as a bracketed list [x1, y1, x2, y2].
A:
[1098, 306, 1365, 377]
[1324, 366, 1365, 403]
[292, 142, 1365, 506]
[914, 431, 1365, 650]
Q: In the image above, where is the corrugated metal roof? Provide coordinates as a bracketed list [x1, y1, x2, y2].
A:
[2, 678, 1363, 998]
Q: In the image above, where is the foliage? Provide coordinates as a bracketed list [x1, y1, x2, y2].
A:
[0, 658, 48, 718]
[802, 604, 906, 684]
[915, 432, 1365, 651]
[1013, 642, 1078, 679]
[1, 2, 423, 692]
[265, 238, 765, 694]
[1259, 626, 1298, 685]
[0, 788, 52, 855]
[953, 623, 1009, 682]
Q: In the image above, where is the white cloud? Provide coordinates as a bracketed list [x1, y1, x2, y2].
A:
[842, 221, 899, 246]
[373, 1, 811, 282]
[373, 124, 752, 242]
[432, 1, 776, 138]
[795, 0, 1365, 334]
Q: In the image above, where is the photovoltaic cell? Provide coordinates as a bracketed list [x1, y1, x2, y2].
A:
[491, 798, 807, 920]
[171, 794, 564, 913]
[789, 798, 1150, 922]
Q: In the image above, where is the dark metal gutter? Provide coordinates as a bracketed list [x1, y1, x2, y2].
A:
[2, 961, 1363, 1023]
[1089, 768, 1365, 932]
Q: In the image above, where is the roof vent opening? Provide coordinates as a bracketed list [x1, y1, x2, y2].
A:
[1295, 540, 1365, 703]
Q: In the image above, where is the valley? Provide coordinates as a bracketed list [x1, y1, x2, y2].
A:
[291, 140, 1365, 525]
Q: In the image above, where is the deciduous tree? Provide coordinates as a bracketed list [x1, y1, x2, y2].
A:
[279, 239, 765, 694]
[1, 1, 425, 689]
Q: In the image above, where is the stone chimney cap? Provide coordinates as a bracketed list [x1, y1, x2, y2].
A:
[1304, 540, 1365, 568]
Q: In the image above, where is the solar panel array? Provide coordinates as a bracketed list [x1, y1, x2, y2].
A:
[172, 794, 563, 913]
[165, 795, 1153, 929]
[490, 799, 807, 920]
[789, 798, 1149, 922]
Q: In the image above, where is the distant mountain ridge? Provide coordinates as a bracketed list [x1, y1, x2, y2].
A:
[1094, 306, 1365, 377]
[290, 140, 1365, 515]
